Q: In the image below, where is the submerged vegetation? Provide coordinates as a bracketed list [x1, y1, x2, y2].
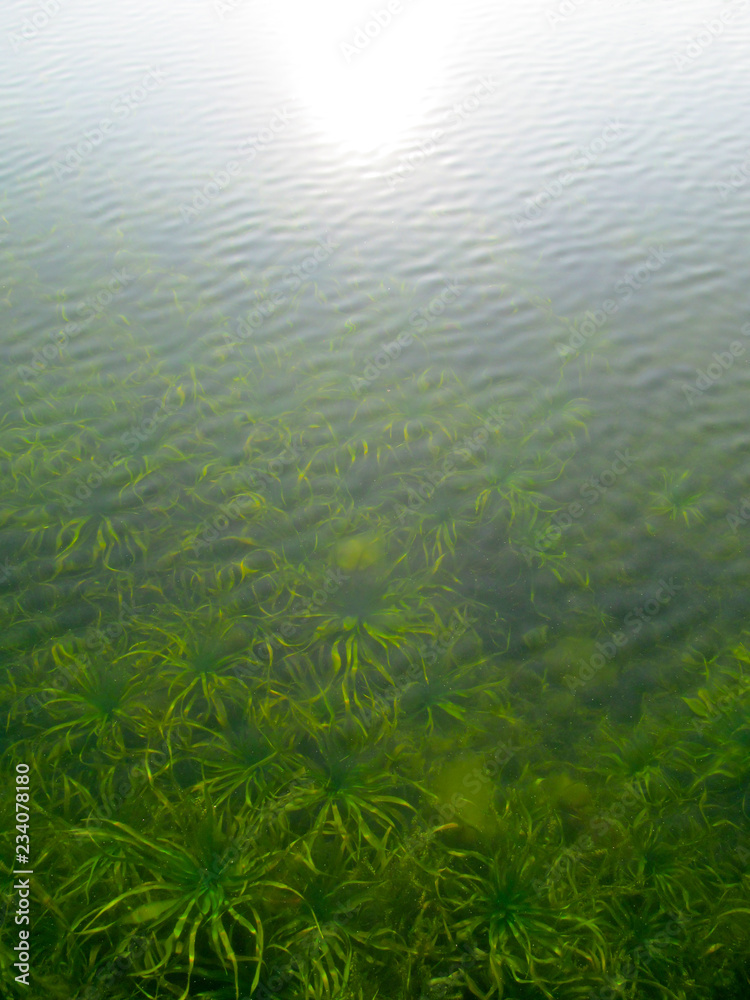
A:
[1, 256, 749, 1000]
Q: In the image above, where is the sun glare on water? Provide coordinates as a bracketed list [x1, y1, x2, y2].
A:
[264, 0, 458, 152]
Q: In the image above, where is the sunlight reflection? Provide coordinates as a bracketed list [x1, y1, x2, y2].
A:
[265, 0, 458, 151]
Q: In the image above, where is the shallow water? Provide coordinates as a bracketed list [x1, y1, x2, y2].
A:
[1, 0, 750, 996]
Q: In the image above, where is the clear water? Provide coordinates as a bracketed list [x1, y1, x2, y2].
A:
[1, 0, 749, 996]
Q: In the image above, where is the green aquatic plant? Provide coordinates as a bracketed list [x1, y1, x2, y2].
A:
[265, 651, 353, 735]
[272, 847, 397, 1000]
[281, 732, 415, 854]
[648, 469, 706, 525]
[472, 441, 568, 523]
[5, 246, 750, 1000]
[593, 893, 690, 998]
[436, 798, 605, 997]
[71, 806, 297, 1000]
[123, 610, 252, 728]
[675, 662, 750, 817]
[35, 657, 147, 757]
[582, 722, 678, 801]
[401, 492, 481, 564]
[614, 812, 714, 914]
[396, 656, 503, 735]
[380, 372, 464, 449]
[193, 713, 293, 810]
[305, 565, 447, 687]
[508, 506, 572, 583]
[443, 857, 603, 997]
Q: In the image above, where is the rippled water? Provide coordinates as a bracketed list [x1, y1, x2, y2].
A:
[2, 0, 750, 996]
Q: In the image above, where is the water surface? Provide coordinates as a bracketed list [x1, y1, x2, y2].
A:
[2, 0, 750, 996]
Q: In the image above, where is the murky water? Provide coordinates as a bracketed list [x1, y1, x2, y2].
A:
[2, 0, 749, 996]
